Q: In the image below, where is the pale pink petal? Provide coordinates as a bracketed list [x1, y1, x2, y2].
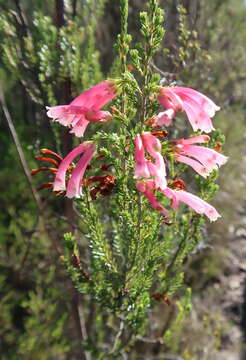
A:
[134, 161, 150, 178]
[46, 105, 67, 119]
[175, 135, 210, 145]
[46, 105, 71, 125]
[141, 132, 162, 155]
[158, 86, 219, 133]
[71, 81, 116, 109]
[46, 81, 116, 138]
[136, 180, 146, 193]
[66, 143, 96, 198]
[183, 102, 214, 133]
[53, 143, 90, 191]
[137, 181, 221, 221]
[174, 87, 220, 117]
[159, 87, 184, 111]
[172, 190, 221, 221]
[151, 152, 167, 190]
[178, 90, 219, 130]
[70, 114, 85, 127]
[175, 154, 210, 178]
[134, 134, 167, 190]
[70, 117, 90, 137]
[162, 187, 179, 209]
[85, 110, 112, 122]
[158, 96, 175, 110]
[67, 105, 87, 114]
[178, 145, 228, 171]
[153, 109, 176, 127]
[134, 135, 151, 178]
[136, 181, 169, 217]
[161, 187, 220, 221]
[46, 105, 88, 127]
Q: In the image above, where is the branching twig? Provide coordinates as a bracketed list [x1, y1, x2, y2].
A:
[110, 320, 125, 354]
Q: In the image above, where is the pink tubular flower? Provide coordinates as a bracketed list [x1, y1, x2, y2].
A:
[136, 180, 169, 217]
[46, 81, 116, 137]
[162, 187, 221, 222]
[136, 180, 220, 222]
[134, 133, 167, 190]
[151, 109, 176, 127]
[158, 86, 220, 133]
[174, 135, 228, 178]
[53, 142, 96, 198]
[134, 135, 151, 178]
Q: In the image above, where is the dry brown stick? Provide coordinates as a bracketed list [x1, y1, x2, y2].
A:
[0, 87, 63, 259]
[0, 88, 43, 214]
[71, 291, 92, 360]
[0, 93, 87, 359]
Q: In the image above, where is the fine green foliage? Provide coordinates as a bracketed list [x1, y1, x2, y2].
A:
[1, 0, 244, 359]
[58, 1, 225, 357]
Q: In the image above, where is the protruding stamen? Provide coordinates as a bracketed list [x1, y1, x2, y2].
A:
[40, 149, 63, 162]
[152, 130, 168, 138]
[31, 167, 58, 176]
[35, 156, 60, 168]
[37, 182, 54, 191]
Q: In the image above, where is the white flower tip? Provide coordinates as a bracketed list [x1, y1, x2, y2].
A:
[66, 191, 83, 199]
[222, 156, 229, 165]
[53, 178, 66, 192]
[66, 192, 75, 199]
[46, 107, 54, 119]
[207, 208, 221, 221]
[203, 127, 213, 134]
[53, 184, 66, 192]
[65, 189, 76, 198]
[70, 128, 85, 138]
[158, 182, 167, 191]
[209, 213, 221, 222]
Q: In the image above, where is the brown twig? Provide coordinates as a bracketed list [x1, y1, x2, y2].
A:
[71, 291, 92, 360]
[0, 88, 43, 214]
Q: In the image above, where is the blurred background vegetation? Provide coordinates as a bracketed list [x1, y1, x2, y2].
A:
[0, 0, 246, 359]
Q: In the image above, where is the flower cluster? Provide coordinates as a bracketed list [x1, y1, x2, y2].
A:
[156, 86, 220, 133]
[35, 81, 117, 199]
[33, 80, 227, 222]
[135, 86, 227, 221]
